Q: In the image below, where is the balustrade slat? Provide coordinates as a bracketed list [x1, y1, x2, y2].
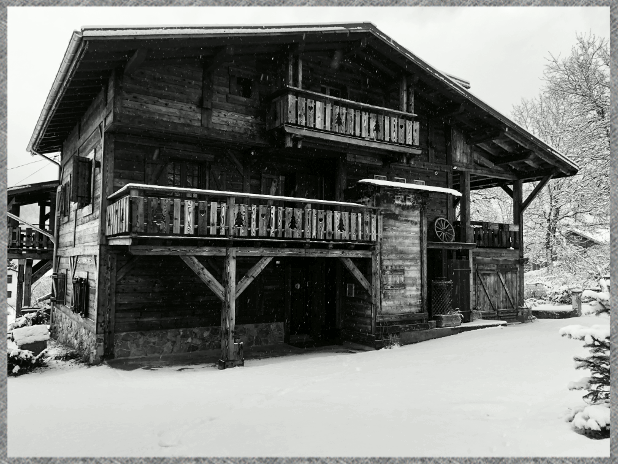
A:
[284, 207, 292, 238]
[172, 199, 180, 234]
[185, 200, 195, 235]
[311, 209, 317, 239]
[240, 204, 248, 237]
[298, 96, 306, 126]
[277, 206, 284, 237]
[346, 108, 354, 135]
[219, 203, 227, 236]
[398, 119, 405, 144]
[287, 95, 297, 124]
[369, 114, 376, 140]
[293, 208, 303, 239]
[350, 212, 357, 241]
[306, 99, 315, 128]
[361, 112, 368, 138]
[317, 210, 325, 239]
[371, 214, 377, 241]
[413, 121, 420, 145]
[258, 205, 267, 236]
[250, 204, 257, 237]
[326, 210, 333, 240]
[334, 211, 341, 240]
[209, 201, 218, 235]
[197, 200, 208, 235]
[325, 102, 332, 130]
[342, 212, 349, 240]
[315, 101, 323, 129]
[391, 116, 398, 143]
[269, 206, 276, 237]
[406, 120, 413, 145]
[384, 116, 390, 142]
[304, 205, 312, 239]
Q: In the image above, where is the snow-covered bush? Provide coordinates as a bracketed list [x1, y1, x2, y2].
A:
[7, 340, 47, 376]
[546, 285, 572, 304]
[9, 309, 49, 331]
[559, 295, 610, 438]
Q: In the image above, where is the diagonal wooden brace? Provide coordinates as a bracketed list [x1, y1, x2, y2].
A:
[236, 257, 273, 299]
[340, 257, 370, 293]
[179, 255, 225, 301]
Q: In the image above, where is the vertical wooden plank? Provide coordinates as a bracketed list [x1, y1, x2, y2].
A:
[209, 201, 218, 235]
[369, 113, 376, 139]
[325, 102, 332, 131]
[342, 211, 349, 240]
[250, 204, 257, 237]
[317, 210, 325, 239]
[23, 258, 33, 307]
[16, 259, 25, 317]
[315, 100, 323, 129]
[384, 115, 391, 142]
[240, 204, 248, 237]
[371, 214, 377, 241]
[220, 247, 238, 365]
[185, 199, 195, 235]
[311, 209, 317, 239]
[406, 120, 413, 145]
[513, 180, 524, 310]
[350, 212, 357, 241]
[355, 109, 361, 136]
[413, 121, 420, 146]
[298, 96, 306, 126]
[340, 107, 348, 133]
[277, 206, 284, 237]
[363, 212, 370, 240]
[334, 211, 341, 240]
[361, 111, 368, 138]
[172, 198, 181, 234]
[332, 105, 339, 132]
[284, 207, 293, 238]
[287, 94, 297, 124]
[137, 197, 145, 233]
[258, 205, 267, 236]
[398, 119, 406, 144]
[227, 197, 235, 238]
[306, 98, 315, 128]
[197, 200, 208, 236]
[269, 206, 276, 237]
[326, 210, 333, 240]
[391, 116, 398, 143]
[304, 205, 312, 239]
[294, 208, 303, 238]
[219, 202, 227, 236]
[346, 107, 354, 135]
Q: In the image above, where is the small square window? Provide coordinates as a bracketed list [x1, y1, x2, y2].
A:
[7, 274, 12, 283]
[7, 291, 12, 298]
[231, 76, 253, 99]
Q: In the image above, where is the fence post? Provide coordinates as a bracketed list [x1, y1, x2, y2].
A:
[571, 287, 583, 316]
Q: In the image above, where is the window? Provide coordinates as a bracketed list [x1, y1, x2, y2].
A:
[7, 291, 12, 298]
[59, 181, 71, 218]
[7, 274, 12, 284]
[232, 76, 253, 99]
[167, 161, 204, 189]
[52, 272, 67, 305]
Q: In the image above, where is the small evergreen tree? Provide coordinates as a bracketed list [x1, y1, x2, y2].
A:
[560, 295, 610, 438]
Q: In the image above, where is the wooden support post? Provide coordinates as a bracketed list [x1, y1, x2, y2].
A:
[16, 259, 25, 317]
[459, 171, 472, 243]
[100, 250, 117, 359]
[220, 248, 242, 369]
[513, 180, 524, 308]
[371, 213, 383, 336]
[23, 259, 33, 307]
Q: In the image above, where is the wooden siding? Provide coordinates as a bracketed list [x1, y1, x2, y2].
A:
[380, 207, 422, 315]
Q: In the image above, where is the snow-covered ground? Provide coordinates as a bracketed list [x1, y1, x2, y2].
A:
[8, 315, 609, 457]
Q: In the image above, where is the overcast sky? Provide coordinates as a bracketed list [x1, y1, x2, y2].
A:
[7, 6, 609, 187]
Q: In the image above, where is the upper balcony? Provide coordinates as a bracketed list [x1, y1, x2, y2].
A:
[268, 86, 421, 155]
[106, 184, 379, 253]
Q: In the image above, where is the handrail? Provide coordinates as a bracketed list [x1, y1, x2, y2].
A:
[108, 183, 374, 209]
[7, 212, 55, 243]
[271, 85, 417, 119]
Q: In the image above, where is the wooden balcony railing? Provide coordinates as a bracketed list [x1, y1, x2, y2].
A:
[269, 86, 420, 147]
[8, 226, 54, 252]
[455, 221, 520, 249]
[106, 184, 379, 244]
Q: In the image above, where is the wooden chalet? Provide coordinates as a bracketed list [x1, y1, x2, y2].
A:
[27, 23, 578, 365]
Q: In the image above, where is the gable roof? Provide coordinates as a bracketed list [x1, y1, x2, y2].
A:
[28, 22, 578, 187]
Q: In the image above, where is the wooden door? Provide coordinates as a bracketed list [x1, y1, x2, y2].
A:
[290, 262, 311, 336]
[448, 258, 471, 313]
[474, 263, 519, 313]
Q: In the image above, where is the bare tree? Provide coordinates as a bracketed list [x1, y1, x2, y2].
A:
[510, 34, 609, 272]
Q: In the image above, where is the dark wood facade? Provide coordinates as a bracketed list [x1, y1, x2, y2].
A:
[26, 24, 578, 364]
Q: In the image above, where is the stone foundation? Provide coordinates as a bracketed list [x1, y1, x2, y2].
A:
[50, 306, 99, 362]
[114, 322, 284, 359]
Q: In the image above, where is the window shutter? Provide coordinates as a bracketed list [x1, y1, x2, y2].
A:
[52, 271, 67, 304]
[71, 157, 92, 207]
[72, 277, 89, 317]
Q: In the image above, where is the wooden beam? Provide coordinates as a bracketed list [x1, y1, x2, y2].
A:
[129, 245, 373, 259]
[31, 259, 52, 285]
[340, 257, 370, 293]
[179, 255, 225, 301]
[466, 129, 503, 146]
[124, 48, 149, 76]
[225, 150, 245, 177]
[494, 153, 533, 166]
[115, 256, 142, 282]
[236, 257, 273, 299]
[500, 184, 514, 198]
[503, 129, 569, 175]
[513, 180, 524, 309]
[521, 174, 553, 212]
[220, 248, 240, 368]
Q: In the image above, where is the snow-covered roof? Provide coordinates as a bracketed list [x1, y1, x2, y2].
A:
[565, 228, 610, 245]
[357, 179, 462, 197]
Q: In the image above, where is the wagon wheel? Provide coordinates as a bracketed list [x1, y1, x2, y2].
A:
[434, 217, 455, 242]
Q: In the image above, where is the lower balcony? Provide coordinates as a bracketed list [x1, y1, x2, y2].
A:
[8, 226, 54, 259]
[106, 184, 379, 250]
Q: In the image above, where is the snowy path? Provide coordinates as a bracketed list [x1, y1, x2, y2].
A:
[8, 316, 609, 457]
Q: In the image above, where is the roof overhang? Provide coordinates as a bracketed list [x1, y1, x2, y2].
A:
[358, 179, 462, 197]
[28, 22, 579, 186]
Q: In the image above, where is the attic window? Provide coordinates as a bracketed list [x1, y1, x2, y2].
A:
[231, 76, 253, 99]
